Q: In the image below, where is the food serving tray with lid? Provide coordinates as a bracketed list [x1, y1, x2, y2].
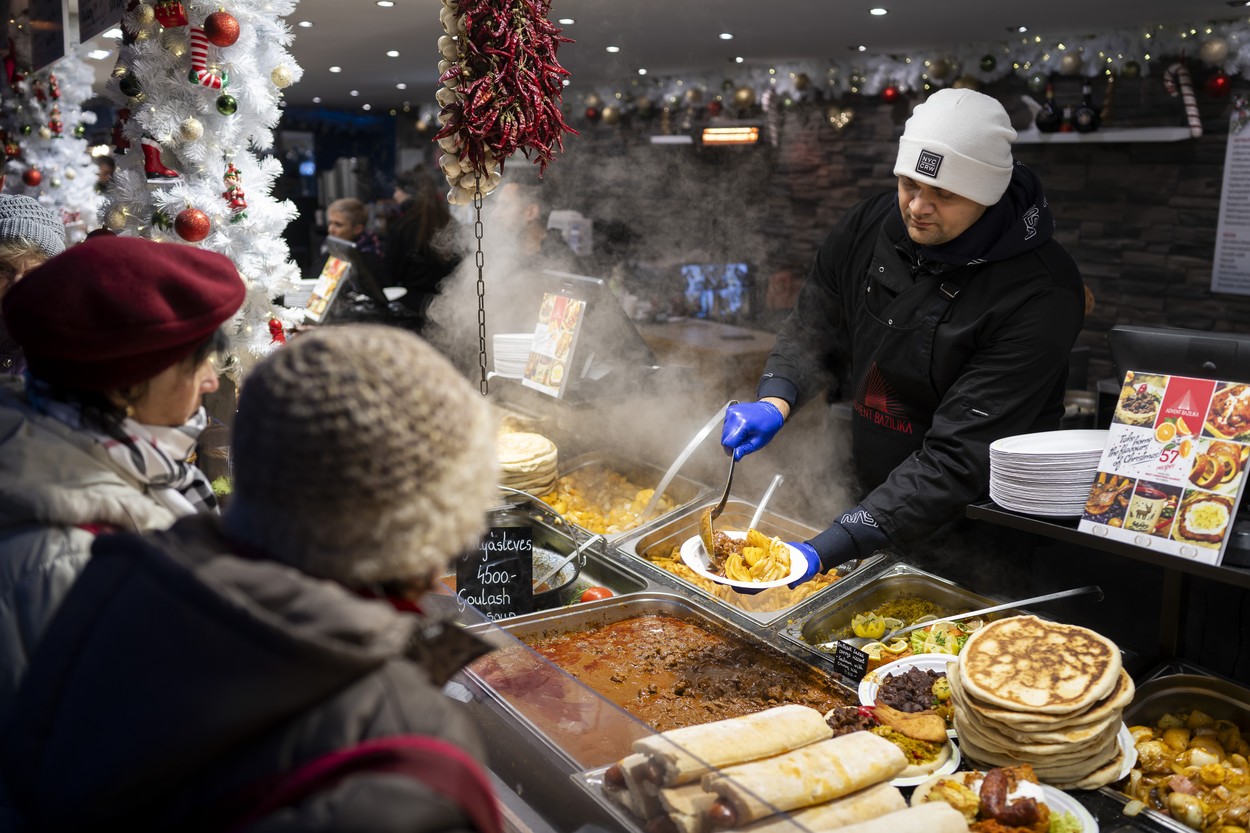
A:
[549, 451, 715, 543]
[460, 592, 856, 771]
[611, 500, 882, 626]
[777, 561, 1024, 667]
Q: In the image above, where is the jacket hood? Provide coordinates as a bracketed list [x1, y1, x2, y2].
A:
[0, 378, 175, 533]
[3, 514, 429, 829]
[891, 162, 1055, 267]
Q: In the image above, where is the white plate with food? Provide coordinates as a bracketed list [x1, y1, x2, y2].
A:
[859, 653, 958, 738]
[679, 531, 807, 589]
[912, 768, 1098, 833]
[890, 737, 962, 788]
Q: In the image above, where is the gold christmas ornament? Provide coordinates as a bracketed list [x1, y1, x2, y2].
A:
[1059, 52, 1083, 76]
[105, 207, 128, 230]
[951, 75, 981, 90]
[928, 58, 952, 81]
[271, 65, 293, 88]
[794, 72, 811, 91]
[1200, 37, 1230, 65]
[136, 4, 156, 25]
[732, 85, 755, 108]
[601, 105, 621, 125]
[584, 92, 604, 109]
[38, 127, 51, 140]
[65, 168, 76, 179]
[179, 117, 204, 141]
[685, 87, 703, 104]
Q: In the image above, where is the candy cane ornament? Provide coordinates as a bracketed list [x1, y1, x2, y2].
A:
[188, 27, 228, 89]
[1164, 61, 1203, 138]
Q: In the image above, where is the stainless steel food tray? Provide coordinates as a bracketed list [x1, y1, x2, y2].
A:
[551, 452, 715, 543]
[612, 500, 881, 626]
[1095, 672, 1250, 833]
[777, 561, 1020, 666]
[462, 592, 855, 770]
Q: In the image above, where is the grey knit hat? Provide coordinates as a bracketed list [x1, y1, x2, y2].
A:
[224, 324, 500, 586]
[0, 194, 66, 258]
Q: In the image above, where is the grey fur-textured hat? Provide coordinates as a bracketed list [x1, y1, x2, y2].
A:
[224, 324, 499, 586]
[0, 194, 66, 258]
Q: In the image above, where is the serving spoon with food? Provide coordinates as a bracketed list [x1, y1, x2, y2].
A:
[698, 400, 740, 567]
[838, 585, 1103, 650]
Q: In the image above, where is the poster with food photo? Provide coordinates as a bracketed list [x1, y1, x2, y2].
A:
[1079, 371, 1248, 564]
[522, 292, 585, 398]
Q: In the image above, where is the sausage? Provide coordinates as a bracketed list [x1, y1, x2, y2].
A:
[980, 768, 1041, 827]
[707, 800, 738, 828]
[645, 759, 665, 784]
[646, 816, 679, 833]
[604, 764, 626, 789]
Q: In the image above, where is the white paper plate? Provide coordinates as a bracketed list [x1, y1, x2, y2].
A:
[859, 653, 960, 737]
[990, 429, 1110, 456]
[679, 532, 807, 589]
[910, 771, 1099, 833]
[1116, 722, 1137, 781]
[892, 738, 962, 788]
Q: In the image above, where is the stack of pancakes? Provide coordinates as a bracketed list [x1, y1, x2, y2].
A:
[948, 614, 1134, 790]
[497, 431, 559, 495]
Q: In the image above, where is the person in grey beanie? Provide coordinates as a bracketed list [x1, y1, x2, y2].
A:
[0, 194, 66, 375]
[3, 324, 505, 832]
[721, 88, 1086, 584]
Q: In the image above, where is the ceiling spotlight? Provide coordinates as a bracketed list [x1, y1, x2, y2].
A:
[856, 44, 867, 52]
[1009, 25, 1028, 33]
[869, 7, 887, 15]
[297, 20, 313, 27]
[719, 32, 733, 40]
[396, 82, 407, 89]
[558, 17, 574, 24]
[386, 50, 399, 57]
[735, 56, 744, 63]
[606, 45, 620, 53]
[638, 68, 647, 75]
[329, 66, 342, 73]
[87, 49, 112, 60]
[313, 96, 322, 103]
[101, 27, 122, 39]
[350, 89, 359, 96]
[376, 0, 394, 6]
[362, 104, 372, 110]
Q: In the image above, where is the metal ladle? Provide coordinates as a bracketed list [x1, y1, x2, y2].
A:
[532, 533, 605, 589]
[837, 585, 1104, 650]
[698, 401, 740, 559]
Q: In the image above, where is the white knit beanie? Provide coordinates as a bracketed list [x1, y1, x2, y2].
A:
[893, 88, 1016, 206]
[224, 324, 499, 586]
[0, 194, 65, 257]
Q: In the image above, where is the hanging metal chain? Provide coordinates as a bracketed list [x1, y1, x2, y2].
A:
[474, 174, 488, 395]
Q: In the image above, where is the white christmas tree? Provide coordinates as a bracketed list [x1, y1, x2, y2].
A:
[101, 0, 304, 367]
[1, 42, 101, 245]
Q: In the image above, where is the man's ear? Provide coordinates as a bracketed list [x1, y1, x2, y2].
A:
[522, 202, 541, 224]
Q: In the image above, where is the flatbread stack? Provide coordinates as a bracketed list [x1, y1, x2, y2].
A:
[496, 431, 559, 495]
[948, 614, 1135, 790]
[601, 704, 968, 833]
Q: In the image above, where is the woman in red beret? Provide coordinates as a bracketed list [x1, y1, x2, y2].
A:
[0, 234, 246, 720]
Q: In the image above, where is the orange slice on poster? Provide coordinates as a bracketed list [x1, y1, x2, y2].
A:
[1155, 421, 1177, 443]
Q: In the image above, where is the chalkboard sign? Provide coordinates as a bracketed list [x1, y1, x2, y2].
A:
[455, 527, 534, 621]
[829, 641, 869, 683]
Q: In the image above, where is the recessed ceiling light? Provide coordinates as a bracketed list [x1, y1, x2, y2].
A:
[856, 44, 867, 51]
[101, 27, 122, 39]
[719, 32, 733, 40]
[297, 20, 313, 27]
[869, 7, 887, 15]
[313, 96, 322, 103]
[386, 50, 399, 57]
[329, 66, 342, 73]
[362, 104, 371, 110]
[638, 68, 647, 75]
[735, 56, 744, 63]
[87, 49, 112, 59]
[606, 45, 620, 53]
[558, 18, 574, 24]
[1010, 25, 1028, 33]
[350, 89, 359, 96]
[376, 0, 394, 6]
[396, 82, 407, 89]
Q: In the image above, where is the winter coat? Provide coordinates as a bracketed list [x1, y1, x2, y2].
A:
[0, 377, 178, 721]
[760, 164, 1085, 545]
[2, 513, 495, 833]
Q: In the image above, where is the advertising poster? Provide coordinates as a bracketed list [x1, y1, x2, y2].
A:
[521, 292, 585, 398]
[305, 255, 350, 323]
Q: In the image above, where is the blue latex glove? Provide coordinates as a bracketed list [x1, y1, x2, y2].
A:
[789, 506, 890, 589]
[786, 542, 821, 589]
[721, 401, 785, 461]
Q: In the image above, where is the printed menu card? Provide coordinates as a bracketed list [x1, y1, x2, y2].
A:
[521, 291, 585, 398]
[1078, 372, 1250, 565]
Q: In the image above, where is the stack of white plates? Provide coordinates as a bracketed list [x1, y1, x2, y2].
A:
[493, 333, 534, 379]
[988, 429, 1109, 517]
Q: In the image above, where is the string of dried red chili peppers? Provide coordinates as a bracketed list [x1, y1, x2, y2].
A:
[434, 0, 578, 205]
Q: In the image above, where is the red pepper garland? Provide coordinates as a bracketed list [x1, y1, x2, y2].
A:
[433, 0, 578, 204]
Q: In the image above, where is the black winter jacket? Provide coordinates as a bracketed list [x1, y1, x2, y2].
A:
[2, 514, 495, 833]
[759, 164, 1085, 544]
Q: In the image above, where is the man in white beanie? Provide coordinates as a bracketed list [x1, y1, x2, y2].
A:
[2, 325, 507, 832]
[722, 88, 1085, 582]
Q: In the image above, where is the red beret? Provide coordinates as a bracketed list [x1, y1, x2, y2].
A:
[2, 236, 246, 392]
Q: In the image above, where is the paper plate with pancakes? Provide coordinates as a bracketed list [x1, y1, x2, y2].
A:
[948, 615, 1136, 790]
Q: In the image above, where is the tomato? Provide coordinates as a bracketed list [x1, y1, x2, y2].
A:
[579, 586, 613, 603]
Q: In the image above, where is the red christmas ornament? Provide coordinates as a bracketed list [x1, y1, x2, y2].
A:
[584, 107, 601, 122]
[268, 317, 286, 344]
[203, 11, 241, 47]
[175, 207, 211, 242]
[881, 84, 901, 103]
[22, 168, 41, 187]
[1206, 71, 1231, 99]
[707, 100, 723, 117]
[154, 0, 189, 28]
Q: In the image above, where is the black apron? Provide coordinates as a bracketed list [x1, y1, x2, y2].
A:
[849, 228, 969, 493]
